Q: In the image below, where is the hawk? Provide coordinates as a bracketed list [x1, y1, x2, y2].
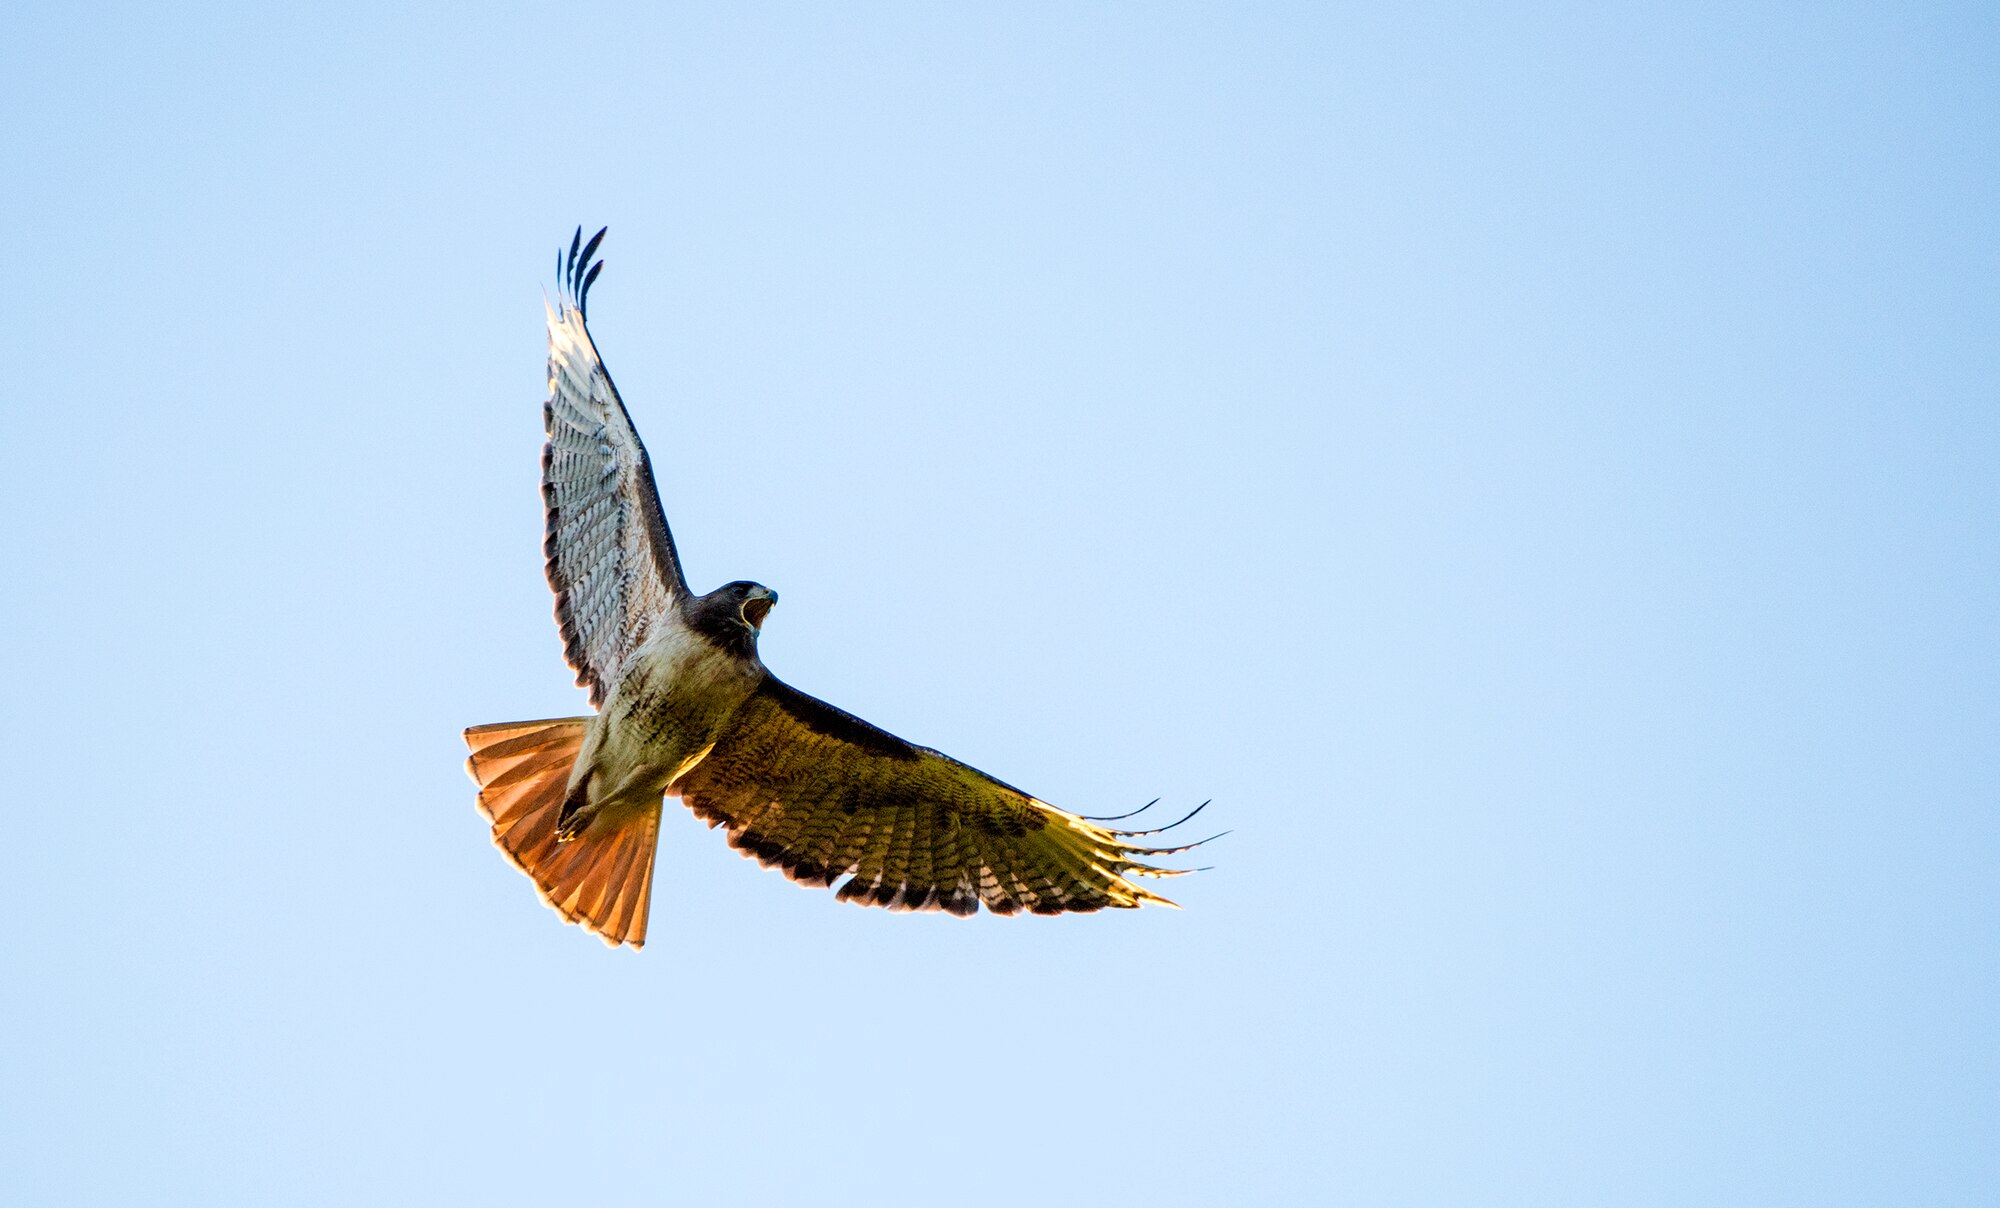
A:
[464, 228, 1211, 947]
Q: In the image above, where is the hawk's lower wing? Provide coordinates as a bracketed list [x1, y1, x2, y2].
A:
[671, 678, 1201, 915]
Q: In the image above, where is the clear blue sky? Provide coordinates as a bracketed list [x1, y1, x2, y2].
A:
[4, 3, 1995, 1204]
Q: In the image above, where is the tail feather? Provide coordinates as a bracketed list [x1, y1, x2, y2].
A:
[463, 717, 661, 949]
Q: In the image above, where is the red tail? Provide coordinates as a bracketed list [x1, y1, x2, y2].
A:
[463, 718, 660, 948]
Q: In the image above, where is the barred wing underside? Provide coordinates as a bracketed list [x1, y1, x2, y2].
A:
[541, 228, 688, 705]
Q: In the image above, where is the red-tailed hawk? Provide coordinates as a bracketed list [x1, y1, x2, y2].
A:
[464, 228, 1212, 948]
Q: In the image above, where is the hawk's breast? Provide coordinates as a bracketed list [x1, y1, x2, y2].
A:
[603, 622, 764, 769]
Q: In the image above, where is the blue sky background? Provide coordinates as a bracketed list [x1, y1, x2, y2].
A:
[3, 3, 1995, 1204]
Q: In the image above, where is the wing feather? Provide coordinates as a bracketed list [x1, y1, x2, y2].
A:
[540, 230, 689, 705]
[673, 678, 1199, 915]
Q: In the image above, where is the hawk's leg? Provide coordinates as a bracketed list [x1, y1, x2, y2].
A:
[556, 776, 595, 843]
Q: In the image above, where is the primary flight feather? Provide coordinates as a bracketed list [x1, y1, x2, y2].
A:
[464, 227, 1210, 948]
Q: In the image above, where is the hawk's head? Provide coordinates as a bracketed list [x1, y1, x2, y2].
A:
[687, 580, 779, 656]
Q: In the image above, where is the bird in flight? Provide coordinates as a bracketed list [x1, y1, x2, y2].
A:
[464, 227, 1211, 947]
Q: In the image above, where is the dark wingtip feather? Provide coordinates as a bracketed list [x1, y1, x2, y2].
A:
[579, 260, 604, 319]
[578, 226, 607, 275]
[555, 225, 608, 315]
[1123, 830, 1232, 857]
[1110, 800, 1211, 838]
[1081, 798, 1160, 823]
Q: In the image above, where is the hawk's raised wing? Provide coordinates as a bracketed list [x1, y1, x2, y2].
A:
[541, 227, 689, 705]
[672, 678, 1207, 915]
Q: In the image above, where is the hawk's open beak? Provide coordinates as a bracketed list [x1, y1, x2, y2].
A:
[743, 589, 777, 629]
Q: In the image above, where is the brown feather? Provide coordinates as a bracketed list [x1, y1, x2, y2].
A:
[670, 679, 1184, 916]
